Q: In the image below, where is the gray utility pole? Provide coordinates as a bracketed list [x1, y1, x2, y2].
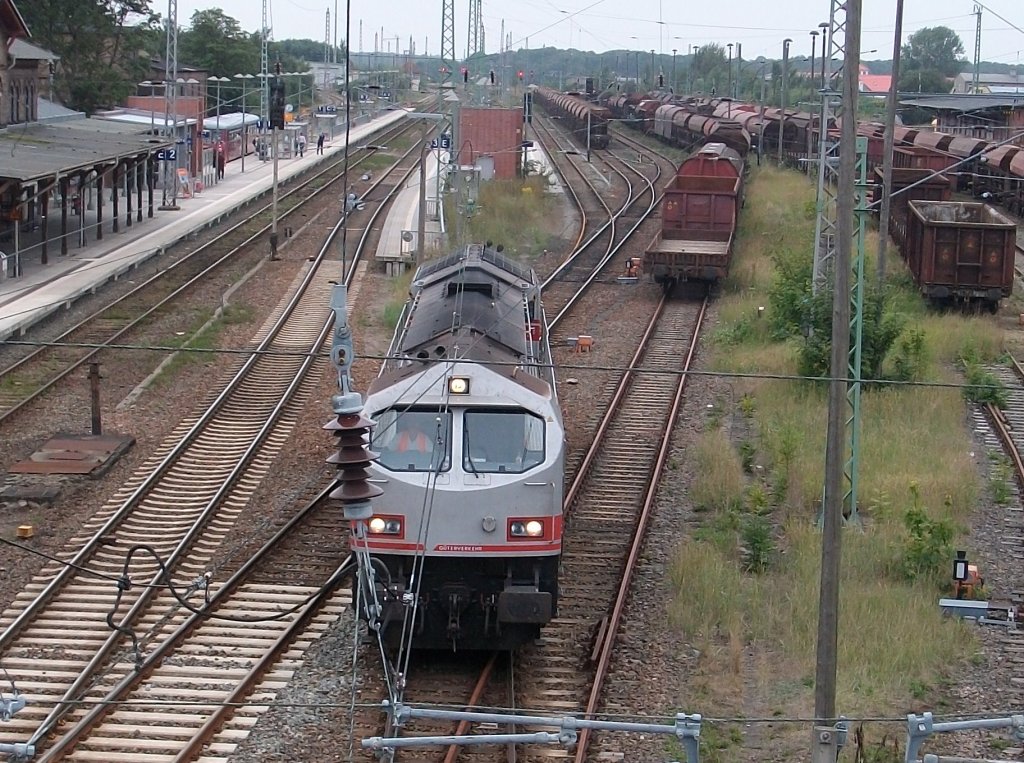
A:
[876, 0, 904, 282]
[815, 0, 863, 730]
[973, 5, 983, 93]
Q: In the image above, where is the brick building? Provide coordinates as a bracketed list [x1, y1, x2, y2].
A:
[458, 108, 524, 180]
[0, 0, 33, 127]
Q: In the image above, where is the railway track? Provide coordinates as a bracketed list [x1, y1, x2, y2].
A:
[0, 116, 420, 427]
[0, 115, 437, 758]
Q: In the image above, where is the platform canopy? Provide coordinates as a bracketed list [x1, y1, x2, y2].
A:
[0, 118, 172, 184]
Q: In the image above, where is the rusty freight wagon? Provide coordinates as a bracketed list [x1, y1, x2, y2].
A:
[873, 167, 953, 247]
[904, 201, 1016, 309]
[644, 143, 744, 286]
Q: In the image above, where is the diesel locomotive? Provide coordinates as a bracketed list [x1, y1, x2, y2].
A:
[343, 243, 565, 650]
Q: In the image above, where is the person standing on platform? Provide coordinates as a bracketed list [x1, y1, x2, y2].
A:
[216, 146, 226, 180]
[297, 133, 307, 157]
[317, 132, 325, 154]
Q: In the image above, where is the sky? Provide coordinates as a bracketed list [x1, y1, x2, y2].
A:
[175, 0, 1024, 67]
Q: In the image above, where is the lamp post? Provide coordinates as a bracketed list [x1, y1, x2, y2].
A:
[234, 73, 254, 172]
[779, 38, 792, 164]
[672, 49, 677, 93]
[209, 76, 230, 132]
[810, 31, 819, 86]
[727, 43, 734, 117]
[650, 49, 655, 89]
[818, 22, 830, 90]
[689, 46, 699, 95]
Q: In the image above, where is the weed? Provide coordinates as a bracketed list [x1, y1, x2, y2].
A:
[900, 485, 954, 588]
[962, 362, 1007, 408]
[740, 515, 774, 573]
[988, 453, 1012, 505]
[738, 440, 756, 473]
[890, 328, 927, 382]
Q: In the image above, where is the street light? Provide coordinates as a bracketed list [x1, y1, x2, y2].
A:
[780, 38, 792, 165]
[234, 73, 255, 172]
[138, 80, 165, 136]
[727, 43, 734, 117]
[672, 48, 677, 94]
[689, 45, 699, 95]
[208, 75, 230, 133]
[810, 31, 819, 86]
[818, 22, 830, 90]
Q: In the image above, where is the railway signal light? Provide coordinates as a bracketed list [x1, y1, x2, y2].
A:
[269, 81, 286, 130]
[463, 68, 469, 84]
[489, 70, 495, 84]
[518, 70, 524, 81]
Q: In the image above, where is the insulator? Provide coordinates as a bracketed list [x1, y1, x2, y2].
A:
[324, 409, 381, 521]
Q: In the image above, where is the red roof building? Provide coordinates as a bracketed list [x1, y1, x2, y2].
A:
[859, 65, 892, 94]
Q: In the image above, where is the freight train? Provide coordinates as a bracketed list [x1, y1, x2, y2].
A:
[532, 84, 611, 150]
[644, 143, 747, 287]
[752, 103, 1020, 308]
[337, 243, 565, 650]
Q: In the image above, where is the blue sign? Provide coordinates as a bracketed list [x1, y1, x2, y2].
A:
[156, 148, 177, 161]
[431, 134, 453, 150]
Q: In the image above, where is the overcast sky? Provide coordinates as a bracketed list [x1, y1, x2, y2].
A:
[176, 0, 1024, 67]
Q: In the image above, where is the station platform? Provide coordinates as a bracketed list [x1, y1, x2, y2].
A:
[0, 109, 408, 340]
[374, 151, 446, 276]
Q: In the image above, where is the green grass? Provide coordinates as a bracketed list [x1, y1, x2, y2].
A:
[445, 176, 564, 258]
[668, 163, 991, 719]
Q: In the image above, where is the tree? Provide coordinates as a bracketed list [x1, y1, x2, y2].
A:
[178, 9, 259, 79]
[902, 26, 966, 78]
[20, 0, 159, 114]
[898, 68, 949, 94]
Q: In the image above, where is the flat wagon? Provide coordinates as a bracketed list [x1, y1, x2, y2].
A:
[643, 143, 744, 286]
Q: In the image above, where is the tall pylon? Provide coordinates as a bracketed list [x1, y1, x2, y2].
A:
[810, 0, 867, 522]
[973, 5, 983, 93]
[466, 0, 480, 59]
[441, 0, 456, 87]
[261, 0, 271, 131]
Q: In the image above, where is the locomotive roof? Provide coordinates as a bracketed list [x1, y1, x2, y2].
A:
[400, 244, 538, 361]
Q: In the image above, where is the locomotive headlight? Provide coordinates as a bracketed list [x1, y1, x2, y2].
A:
[448, 376, 470, 395]
[509, 518, 546, 539]
[368, 516, 402, 535]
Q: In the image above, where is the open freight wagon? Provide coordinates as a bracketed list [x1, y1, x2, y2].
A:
[905, 200, 1016, 309]
[644, 143, 744, 286]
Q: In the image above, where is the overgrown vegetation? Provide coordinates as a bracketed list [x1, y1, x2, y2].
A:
[670, 164, 992, 722]
[449, 176, 561, 259]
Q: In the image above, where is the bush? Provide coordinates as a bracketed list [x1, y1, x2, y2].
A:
[900, 485, 954, 588]
[890, 328, 927, 382]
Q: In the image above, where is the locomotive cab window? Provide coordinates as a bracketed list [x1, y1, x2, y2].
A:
[463, 410, 545, 474]
[372, 408, 452, 472]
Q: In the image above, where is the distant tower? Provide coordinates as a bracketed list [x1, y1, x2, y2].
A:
[441, 0, 455, 87]
[466, 0, 483, 58]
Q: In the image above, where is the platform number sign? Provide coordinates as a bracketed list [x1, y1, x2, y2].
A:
[156, 148, 177, 161]
[430, 134, 452, 150]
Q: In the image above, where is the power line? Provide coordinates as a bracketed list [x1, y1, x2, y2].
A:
[0, 337, 1012, 393]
